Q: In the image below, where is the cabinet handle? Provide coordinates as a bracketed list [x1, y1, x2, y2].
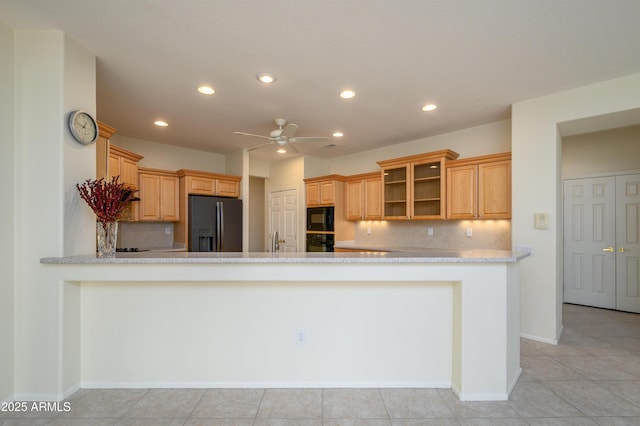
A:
[602, 247, 614, 252]
[618, 247, 626, 253]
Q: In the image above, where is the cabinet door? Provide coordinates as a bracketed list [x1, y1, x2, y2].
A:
[446, 165, 477, 219]
[478, 160, 511, 219]
[319, 181, 335, 204]
[119, 157, 139, 189]
[383, 166, 408, 219]
[139, 174, 160, 220]
[364, 176, 382, 219]
[108, 154, 120, 182]
[160, 176, 179, 221]
[306, 183, 320, 206]
[412, 160, 445, 219]
[188, 176, 216, 195]
[346, 180, 364, 220]
[216, 178, 240, 198]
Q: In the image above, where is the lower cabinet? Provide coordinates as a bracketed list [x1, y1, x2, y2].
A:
[138, 168, 179, 221]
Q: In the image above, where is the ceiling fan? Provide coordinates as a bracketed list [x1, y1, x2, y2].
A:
[234, 118, 328, 153]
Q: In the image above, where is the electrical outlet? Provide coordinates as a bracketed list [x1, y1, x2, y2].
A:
[466, 227, 473, 237]
[165, 227, 171, 235]
[295, 329, 307, 345]
[427, 227, 434, 236]
[367, 227, 372, 235]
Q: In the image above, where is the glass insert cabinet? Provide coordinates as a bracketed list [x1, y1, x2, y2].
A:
[377, 149, 459, 219]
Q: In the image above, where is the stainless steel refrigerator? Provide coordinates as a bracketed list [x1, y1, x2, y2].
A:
[188, 195, 243, 252]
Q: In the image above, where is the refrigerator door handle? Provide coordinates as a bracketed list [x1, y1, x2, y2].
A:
[217, 201, 224, 251]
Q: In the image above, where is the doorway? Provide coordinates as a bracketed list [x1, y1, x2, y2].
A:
[563, 173, 640, 313]
[269, 189, 298, 253]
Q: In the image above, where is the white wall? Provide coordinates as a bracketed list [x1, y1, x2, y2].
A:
[12, 30, 96, 400]
[0, 21, 16, 403]
[111, 135, 226, 173]
[562, 124, 640, 177]
[512, 73, 640, 343]
[328, 120, 511, 175]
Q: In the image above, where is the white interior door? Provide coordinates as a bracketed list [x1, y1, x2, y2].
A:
[270, 189, 297, 253]
[616, 174, 640, 313]
[563, 177, 616, 309]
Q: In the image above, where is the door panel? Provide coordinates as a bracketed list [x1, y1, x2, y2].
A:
[563, 177, 616, 309]
[616, 175, 640, 312]
[270, 189, 298, 253]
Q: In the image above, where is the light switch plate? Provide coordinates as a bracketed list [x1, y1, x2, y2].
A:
[534, 212, 550, 230]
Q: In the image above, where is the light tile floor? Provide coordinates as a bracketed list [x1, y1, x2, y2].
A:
[2, 303, 640, 425]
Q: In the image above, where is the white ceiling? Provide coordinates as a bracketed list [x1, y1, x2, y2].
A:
[3, 0, 640, 161]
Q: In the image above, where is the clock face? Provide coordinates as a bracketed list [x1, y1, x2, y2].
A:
[69, 110, 98, 145]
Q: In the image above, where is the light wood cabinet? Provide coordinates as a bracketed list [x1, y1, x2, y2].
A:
[178, 169, 241, 198]
[108, 145, 143, 190]
[446, 152, 511, 219]
[345, 172, 382, 220]
[305, 176, 343, 206]
[96, 122, 142, 221]
[377, 149, 459, 220]
[138, 168, 179, 222]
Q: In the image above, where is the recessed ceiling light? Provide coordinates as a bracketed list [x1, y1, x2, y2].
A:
[154, 120, 168, 127]
[332, 132, 344, 138]
[256, 72, 277, 84]
[339, 90, 356, 99]
[421, 103, 437, 112]
[276, 148, 287, 154]
[197, 85, 215, 95]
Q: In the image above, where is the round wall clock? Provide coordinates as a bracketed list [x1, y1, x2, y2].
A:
[68, 110, 99, 145]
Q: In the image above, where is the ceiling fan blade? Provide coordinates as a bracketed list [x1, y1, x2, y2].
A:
[247, 141, 275, 151]
[281, 123, 299, 138]
[234, 131, 272, 140]
[289, 136, 329, 143]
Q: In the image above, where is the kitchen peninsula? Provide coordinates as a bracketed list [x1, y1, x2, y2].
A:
[42, 250, 527, 402]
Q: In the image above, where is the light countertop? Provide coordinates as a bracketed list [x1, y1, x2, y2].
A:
[41, 249, 529, 264]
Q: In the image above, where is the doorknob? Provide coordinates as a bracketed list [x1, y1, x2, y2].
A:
[601, 247, 614, 252]
[618, 247, 626, 253]
[278, 239, 285, 243]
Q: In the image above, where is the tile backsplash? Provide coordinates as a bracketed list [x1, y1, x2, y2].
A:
[118, 222, 174, 250]
[352, 220, 511, 250]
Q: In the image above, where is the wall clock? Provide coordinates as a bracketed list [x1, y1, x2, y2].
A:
[68, 110, 99, 145]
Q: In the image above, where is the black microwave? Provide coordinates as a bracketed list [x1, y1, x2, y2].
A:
[307, 206, 335, 232]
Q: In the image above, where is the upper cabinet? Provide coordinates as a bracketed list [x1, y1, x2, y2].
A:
[108, 145, 143, 190]
[304, 175, 345, 206]
[345, 172, 382, 221]
[377, 150, 459, 220]
[96, 122, 143, 190]
[138, 168, 180, 222]
[446, 152, 511, 220]
[178, 169, 241, 198]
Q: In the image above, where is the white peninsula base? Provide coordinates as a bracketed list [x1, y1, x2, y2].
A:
[41, 251, 524, 401]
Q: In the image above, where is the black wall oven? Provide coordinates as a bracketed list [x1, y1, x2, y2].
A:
[306, 233, 335, 252]
[306, 206, 334, 232]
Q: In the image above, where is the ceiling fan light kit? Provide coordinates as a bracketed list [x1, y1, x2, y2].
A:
[234, 118, 328, 153]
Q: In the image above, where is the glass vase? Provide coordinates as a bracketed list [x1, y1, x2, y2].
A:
[96, 221, 118, 257]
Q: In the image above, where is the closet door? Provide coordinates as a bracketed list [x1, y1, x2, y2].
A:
[616, 174, 640, 313]
[563, 177, 616, 309]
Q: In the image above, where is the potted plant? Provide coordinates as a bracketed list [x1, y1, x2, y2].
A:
[76, 176, 134, 257]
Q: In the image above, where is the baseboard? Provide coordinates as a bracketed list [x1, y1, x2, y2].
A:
[520, 331, 560, 345]
[450, 368, 521, 402]
[81, 380, 452, 389]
